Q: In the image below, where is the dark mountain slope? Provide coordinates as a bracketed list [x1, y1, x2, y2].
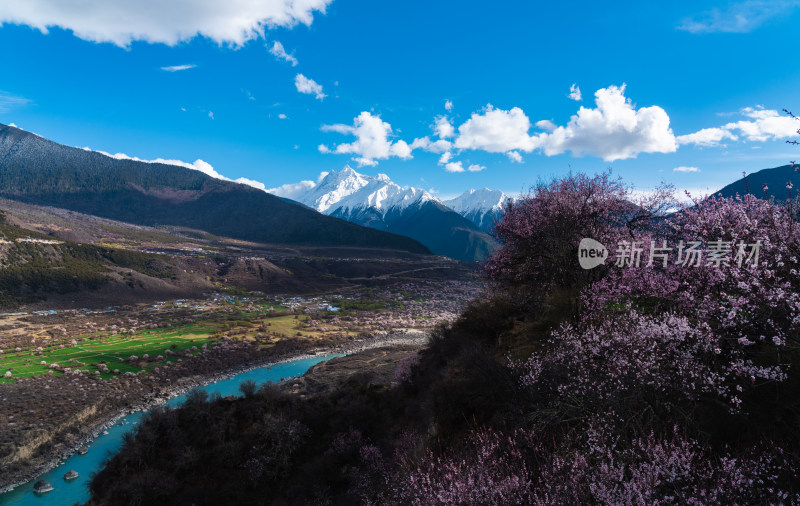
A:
[715, 164, 798, 200]
[0, 124, 429, 254]
[341, 200, 496, 262]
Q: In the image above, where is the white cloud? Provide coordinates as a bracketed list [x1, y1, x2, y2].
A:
[445, 161, 465, 173]
[740, 106, 776, 119]
[267, 179, 317, 199]
[728, 107, 799, 141]
[135, 153, 221, 177]
[449, 86, 676, 162]
[540, 84, 677, 161]
[410, 136, 452, 153]
[454, 105, 541, 153]
[391, 140, 412, 158]
[409, 137, 426, 150]
[0, 0, 333, 47]
[507, 151, 523, 163]
[318, 85, 678, 168]
[0, 90, 31, 113]
[321, 123, 353, 135]
[267, 171, 328, 198]
[313, 85, 735, 167]
[235, 177, 267, 190]
[181, 158, 223, 178]
[678, 107, 799, 146]
[676, 127, 736, 147]
[535, 119, 556, 132]
[431, 140, 453, 152]
[81, 148, 270, 189]
[353, 157, 378, 167]
[161, 64, 196, 72]
[673, 166, 700, 173]
[208, 111, 214, 120]
[269, 40, 298, 66]
[294, 73, 326, 100]
[278, 113, 288, 119]
[434, 115, 455, 138]
[467, 164, 486, 172]
[568, 83, 582, 101]
[319, 111, 413, 167]
[445, 100, 453, 112]
[678, 1, 799, 34]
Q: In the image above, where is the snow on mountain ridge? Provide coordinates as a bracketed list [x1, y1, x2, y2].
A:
[270, 166, 439, 217]
[311, 166, 371, 212]
[442, 188, 512, 232]
[443, 188, 511, 214]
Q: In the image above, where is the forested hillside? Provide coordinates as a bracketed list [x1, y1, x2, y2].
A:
[0, 124, 429, 254]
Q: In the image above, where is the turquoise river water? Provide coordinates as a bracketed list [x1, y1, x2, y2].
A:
[0, 354, 341, 505]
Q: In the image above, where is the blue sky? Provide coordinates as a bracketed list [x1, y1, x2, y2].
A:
[0, 0, 799, 199]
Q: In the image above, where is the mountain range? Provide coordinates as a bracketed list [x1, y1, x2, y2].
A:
[0, 123, 430, 255]
[6, 122, 796, 265]
[269, 167, 510, 261]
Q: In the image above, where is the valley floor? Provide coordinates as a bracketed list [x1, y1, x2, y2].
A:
[0, 278, 483, 490]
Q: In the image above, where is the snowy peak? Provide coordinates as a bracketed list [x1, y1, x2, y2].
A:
[443, 188, 510, 214]
[312, 166, 371, 212]
[271, 166, 438, 216]
[442, 189, 511, 232]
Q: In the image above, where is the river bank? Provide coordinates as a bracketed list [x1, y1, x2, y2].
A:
[0, 329, 429, 494]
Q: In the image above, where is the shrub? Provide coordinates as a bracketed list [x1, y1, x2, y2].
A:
[239, 380, 257, 398]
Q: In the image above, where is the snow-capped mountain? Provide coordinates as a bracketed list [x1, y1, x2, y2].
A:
[269, 167, 497, 261]
[275, 166, 438, 217]
[443, 189, 511, 232]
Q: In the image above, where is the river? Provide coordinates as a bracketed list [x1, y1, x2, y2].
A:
[0, 354, 341, 506]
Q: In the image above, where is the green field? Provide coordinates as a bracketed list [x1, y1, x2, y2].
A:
[0, 303, 345, 383]
[0, 322, 219, 382]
